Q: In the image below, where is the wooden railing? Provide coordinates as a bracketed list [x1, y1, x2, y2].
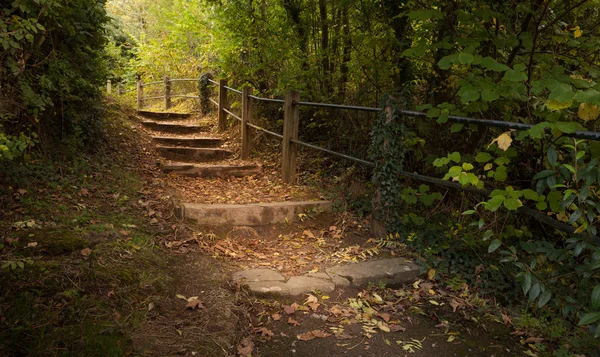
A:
[126, 75, 600, 240]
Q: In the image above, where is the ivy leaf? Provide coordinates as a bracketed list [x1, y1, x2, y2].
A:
[538, 290, 552, 308]
[488, 239, 501, 253]
[427, 107, 441, 118]
[578, 312, 600, 326]
[592, 285, 600, 310]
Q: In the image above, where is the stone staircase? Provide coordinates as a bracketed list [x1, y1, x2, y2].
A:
[138, 110, 419, 297]
[138, 110, 331, 225]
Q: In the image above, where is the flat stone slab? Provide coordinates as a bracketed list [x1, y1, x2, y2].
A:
[233, 269, 285, 283]
[138, 110, 191, 120]
[246, 281, 290, 296]
[162, 163, 262, 178]
[235, 258, 420, 297]
[326, 258, 419, 287]
[151, 136, 223, 148]
[285, 276, 335, 296]
[157, 146, 232, 162]
[181, 201, 332, 226]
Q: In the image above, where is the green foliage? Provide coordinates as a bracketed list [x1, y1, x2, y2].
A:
[1, 0, 109, 157]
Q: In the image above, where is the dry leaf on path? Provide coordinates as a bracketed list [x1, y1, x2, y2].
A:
[237, 337, 254, 356]
[283, 305, 296, 315]
[287, 317, 300, 326]
[297, 329, 331, 341]
[375, 312, 390, 322]
[27, 242, 38, 248]
[185, 298, 204, 310]
[523, 337, 544, 344]
[256, 327, 274, 340]
[271, 313, 281, 321]
[80, 248, 92, 256]
[329, 305, 343, 317]
[389, 324, 407, 332]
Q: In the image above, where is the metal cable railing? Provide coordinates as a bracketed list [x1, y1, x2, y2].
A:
[247, 122, 284, 139]
[222, 107, 241, 121]
[224, 85, 242, 94]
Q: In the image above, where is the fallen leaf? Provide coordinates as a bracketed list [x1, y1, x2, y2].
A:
[305, 294, 319, 304]
[308, 302, 320, 311]
[185, 298, 204, 310]
[501, 312, 512, 327]
[450, 299, 462, 313]
[80, 248, 92, 256]
[427, 268, 436, 281]
[27, 242, 38, 248]
[113, 311, 121, 321]
[119, 229, 131, 236]
[272, 313, 281, 321]
[107, 290, 115, 298]
[176, 294, 187, 300]
[303, 230, 315, 239]
[297, 330, 331, 341]
[523, 337, 544, 344]
[375, 312, 390, 322]
[237, 336, 254, 356]
[287, 317, 300, 326]
[447, 335, 456, 342]
[389, 324, 406, 332]
[329, 305, 343, 317]
[283, 305, 296, 315]
[256, 327, 274, 340]
[17, 189, 27, 195]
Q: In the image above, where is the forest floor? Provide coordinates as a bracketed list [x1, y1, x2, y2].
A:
[0, 98, 541, 356]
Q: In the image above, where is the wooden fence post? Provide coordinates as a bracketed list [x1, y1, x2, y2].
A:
[241, 86, 253, 159]
[107, 80, 112, 94]
[218, 79, 228, 132]
[282, 91, 300, 183]
[164, 76, 171, 110]
[136, 80, 143, 111]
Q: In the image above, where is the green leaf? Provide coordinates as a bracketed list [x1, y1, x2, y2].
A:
[475, 152, 492, 163]
[503, 69, 527, 82]
[481, 88, 499, 101]
[536, 201, 548, 210]
[427, 108, 441, 118]
[592, 285, 600, 310]
[538, 290, 552, 308]
[555, 121, 580, 134]
[451, 123, 464, 133]
[488, 239, 501, 253]
[448, 152, 461, 163]
[523, 273, 532, 295]
[458, 52, 474, 64]
[529, 122, 551, 139]
[532, 170, 555, 180]
[458, 87, 480, 103]
[482, 230, 493, 241]
[574, 89, 600, 105]
[548, 83, 575, 103]
[494, 166, 508, 182]
[462, 162, 474, 171]
[547, 191, 563, 213]
[438, 55, 456, 70]
[437, 111, 449, 124]
[480, 56, 509, 72]
[503, 198, 522, 210]
[523, 189, 538, 200]
[547, 146, 557, 166]
[578, 312, 600, 326]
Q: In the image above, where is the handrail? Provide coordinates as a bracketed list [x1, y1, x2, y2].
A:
[209, 98, 218, 106]
[170, 78, 198, 82]
[224, 85, 242, 94]
[208, 78, 219, 85]
[249, 95, 285, 104]
[142, 95, 165, 100]
[290, 138, 373, 166]
[141, 81, 162, 87]
[222, 107, 241, 121]
[171, 94, 199, 99]
[247, 122, 284, 139]
[295, 100, 381, 112]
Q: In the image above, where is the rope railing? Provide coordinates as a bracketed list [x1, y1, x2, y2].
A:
[127, 74, 600, 239]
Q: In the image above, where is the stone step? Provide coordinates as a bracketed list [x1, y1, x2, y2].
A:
[232, 258, 420, 296]
[161, 162, 262, 178]
[157, 146, 233, 162]
[179, 200, 332, 226]
[151, 136, 223, 148]
[141, 121, 211, 134]
[137, 110, 192, 120]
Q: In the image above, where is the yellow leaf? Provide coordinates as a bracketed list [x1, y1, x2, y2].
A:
[489, 132, 513, 151]
[484, 163, 493, 171]
[546, 99, 572, 111]
[447, 335, 456, 342]
[577, 103, 599, 122]
[427, 268, 436, 281]
[571, 26, 583, 38]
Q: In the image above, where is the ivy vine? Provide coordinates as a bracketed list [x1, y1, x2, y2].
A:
[198, 73, 213, 115]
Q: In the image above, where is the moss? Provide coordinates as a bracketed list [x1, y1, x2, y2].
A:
[18, 230, 89, 255]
